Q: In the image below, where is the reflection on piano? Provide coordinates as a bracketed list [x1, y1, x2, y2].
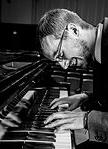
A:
[0, 57, 93, 149]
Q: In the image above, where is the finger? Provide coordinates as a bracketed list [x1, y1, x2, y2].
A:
[58, 119, 84, 131]
[44, 112, 62, 124]
[50, 97, 69, 107]
[45, 118, 73, 128]
[44, 111, 72, 124]
[56, 123, 74, 132]
[50, 98, 60, 106]
[1, 119, 18, 127]
[0, 124, 7, 139]
[68, 104, 77, 111]
[51, 100, 69, 109]
[7, 113, 21, 123]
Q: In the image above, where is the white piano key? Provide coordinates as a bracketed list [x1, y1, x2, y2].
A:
[58, 90, 69, 110]
[22, 90, 35, 101]
[53, 90, 75, 149]
[59, 90, 89, 146]
[54, 130, 72, 149]
[60, 90, 68, 98]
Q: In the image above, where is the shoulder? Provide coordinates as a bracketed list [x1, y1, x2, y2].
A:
[103, 17, 108, 33]
[101, 17, 108, 61]
[95, 17, 108, 63]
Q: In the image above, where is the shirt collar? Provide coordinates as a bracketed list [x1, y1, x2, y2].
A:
[95, 23, 103, 63]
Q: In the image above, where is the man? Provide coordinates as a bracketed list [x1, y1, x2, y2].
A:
[38, 8, 108, 146]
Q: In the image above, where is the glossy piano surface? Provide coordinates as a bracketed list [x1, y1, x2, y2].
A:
[0, 59, 93, 149]
[0, 86, 74, 149]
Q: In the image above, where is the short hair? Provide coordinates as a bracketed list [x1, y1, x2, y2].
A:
[38, 8, 93, 40]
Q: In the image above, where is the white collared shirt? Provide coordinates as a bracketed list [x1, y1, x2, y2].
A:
[95, 23, 103, 64]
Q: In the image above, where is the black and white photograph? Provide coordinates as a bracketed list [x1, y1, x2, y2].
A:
[0, 0, 108, 148]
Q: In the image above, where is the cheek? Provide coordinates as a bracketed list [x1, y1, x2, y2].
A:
[63, 43, 77, 59]
[42, 39, 59, 60]
[43, 47, 54, 60]
[48, 41, 58, 57]
[63, 39, 83, 59]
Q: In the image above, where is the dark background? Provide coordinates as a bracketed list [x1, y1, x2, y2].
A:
[0, 0, 108, 53]
[0, 0, 108, 25]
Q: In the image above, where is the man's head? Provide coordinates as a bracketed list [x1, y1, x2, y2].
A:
[38, 9, 96, 69]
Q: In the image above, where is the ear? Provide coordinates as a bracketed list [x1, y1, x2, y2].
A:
[67, 23, 79, 36]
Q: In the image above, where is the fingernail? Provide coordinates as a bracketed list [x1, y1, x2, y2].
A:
[44, 121, 47, 124]
[45, 124, 51, 128]
[50, 103, 52, 106]
[45, 125, 48, 128]
[51, 106, 54, 109]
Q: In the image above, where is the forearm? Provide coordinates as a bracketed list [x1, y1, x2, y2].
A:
[87, 110, 108, 143]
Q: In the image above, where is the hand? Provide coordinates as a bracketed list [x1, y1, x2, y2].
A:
[1, 112, 21, 128]
[44, 111, 86, 132]
[0, 112, 21, 139]
[0, 111, 21, 139]
[0, 124, 7, 139]
[50, 93, 88, 111]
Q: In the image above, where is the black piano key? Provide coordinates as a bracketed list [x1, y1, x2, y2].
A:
[30, 127, 55, 133]
[26, 135, 56, 142]
[1, 131, 27, 140]
[0, 86, 63, 149]
[24, 142, 55, 149]
[28, 131, 56, 138]
[0, 142, 24, 149]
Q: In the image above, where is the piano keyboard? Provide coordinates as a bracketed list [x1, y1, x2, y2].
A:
[0, 87, 76, 149]
[54, 90, 74, 149]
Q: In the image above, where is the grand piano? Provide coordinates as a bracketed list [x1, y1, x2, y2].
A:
[0, 23, 93, 149]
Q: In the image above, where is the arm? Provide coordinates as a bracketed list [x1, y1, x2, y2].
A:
[87, 110, 108, 144]
[50, 92, 88, 110]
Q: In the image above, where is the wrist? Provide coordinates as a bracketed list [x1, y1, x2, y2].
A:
[79, 92, 89, 105]
[83, 111, 90, 129]
[81, 92, 88, 100]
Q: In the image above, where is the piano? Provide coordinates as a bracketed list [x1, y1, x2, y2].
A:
[0, 23, 93, 149]
[0, 57, 93, 149]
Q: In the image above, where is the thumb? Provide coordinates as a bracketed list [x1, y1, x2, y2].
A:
[68, 103, 79, 111]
